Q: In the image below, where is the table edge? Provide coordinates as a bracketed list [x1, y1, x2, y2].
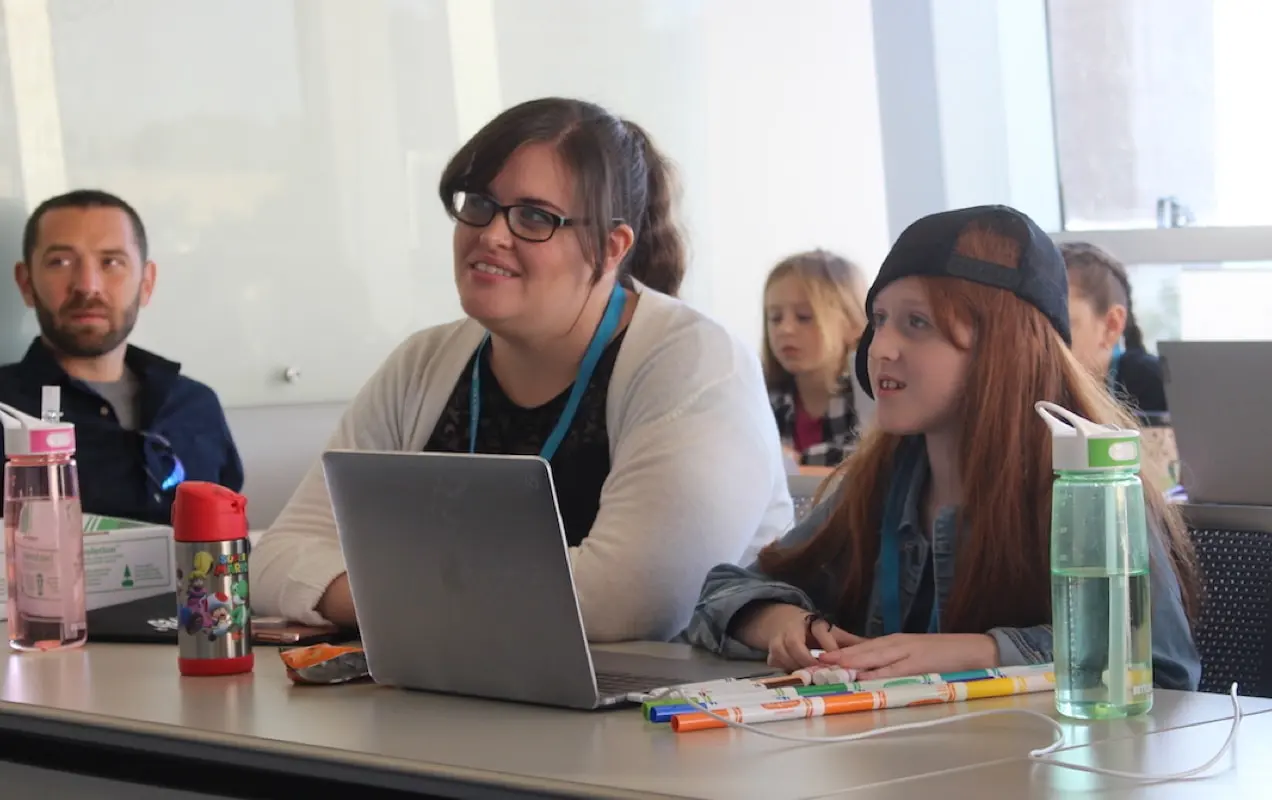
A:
[0, 700, 679, 800]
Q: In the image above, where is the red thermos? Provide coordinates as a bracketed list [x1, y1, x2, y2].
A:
[172, 481, 253, 676]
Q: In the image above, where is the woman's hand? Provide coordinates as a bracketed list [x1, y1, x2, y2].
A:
[816, 633, 999, 679]
[736, 603, 864, 671]
[316, 573, 358, 628]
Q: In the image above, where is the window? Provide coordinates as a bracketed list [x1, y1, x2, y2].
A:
[1124, 264, 1180, 352]
[1047, 0, 1272, 348]
[1047, 0, 1272, 231]
[1125, 262, 1272, 352]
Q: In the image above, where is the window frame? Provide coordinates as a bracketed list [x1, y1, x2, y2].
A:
[1048, 226, 1272, 266]
[1041, 0, 1272, 267]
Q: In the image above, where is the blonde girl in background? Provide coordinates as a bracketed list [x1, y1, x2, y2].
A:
[763, 250, 870, 473]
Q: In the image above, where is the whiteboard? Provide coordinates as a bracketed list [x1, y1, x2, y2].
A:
[2, 0, 465, 406]
[0, 0, 890, 407]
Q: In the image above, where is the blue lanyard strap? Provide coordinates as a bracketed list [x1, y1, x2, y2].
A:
[468, 282, 627, 462]
[879, 442, 940, 635]
[1106, 348, 1123, 394]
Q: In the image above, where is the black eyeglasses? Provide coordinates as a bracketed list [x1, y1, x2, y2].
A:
[448, 191, 575, 243]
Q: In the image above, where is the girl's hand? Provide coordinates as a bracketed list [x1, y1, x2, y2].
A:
[754, 606, 864, 672]
[816, 633, 999, 679]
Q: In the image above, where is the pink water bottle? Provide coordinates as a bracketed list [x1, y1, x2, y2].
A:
[1, 386, 87, 652]
[173, 481, 253, 676]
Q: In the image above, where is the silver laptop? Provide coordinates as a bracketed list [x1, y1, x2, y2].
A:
[1159, 340, 1272, 505]
[788, 473, 827, 521]
[321, 450, 776, 710]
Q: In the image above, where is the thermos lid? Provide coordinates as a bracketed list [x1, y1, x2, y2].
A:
[172, 481, 248, 542]
[0, 386, 76, 457]
[1036, 401, 1141, 473]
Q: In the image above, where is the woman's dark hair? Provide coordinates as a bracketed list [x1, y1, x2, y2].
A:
[1059, 241, 1145, 351]
[438, 97, 686, 296]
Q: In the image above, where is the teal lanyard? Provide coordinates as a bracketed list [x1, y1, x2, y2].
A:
[468, 283, 626, 462]
[1106, 347, 1124, 394]
[879, 442, 940, 635]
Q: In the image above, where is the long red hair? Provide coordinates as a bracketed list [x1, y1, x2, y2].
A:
[758, 223, 1200, 633]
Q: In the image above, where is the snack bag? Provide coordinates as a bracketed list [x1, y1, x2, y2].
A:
[279, 643, 369, 685]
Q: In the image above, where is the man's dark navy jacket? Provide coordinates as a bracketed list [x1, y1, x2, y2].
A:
[0, 339, 243, 525]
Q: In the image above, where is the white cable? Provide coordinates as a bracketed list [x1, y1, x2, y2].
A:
[1028, 682, 1244, 780]
[668, 682, 1244, 782]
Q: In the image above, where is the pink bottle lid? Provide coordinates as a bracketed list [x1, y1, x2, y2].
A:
[0, 386, 76, 457]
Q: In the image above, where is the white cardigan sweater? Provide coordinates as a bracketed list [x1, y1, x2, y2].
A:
[252, 287, 794, 642]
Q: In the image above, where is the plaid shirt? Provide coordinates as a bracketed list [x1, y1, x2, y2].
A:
[770, 378, 860, 467]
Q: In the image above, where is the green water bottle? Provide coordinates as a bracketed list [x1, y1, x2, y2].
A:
[1036, 401, 1153, 720]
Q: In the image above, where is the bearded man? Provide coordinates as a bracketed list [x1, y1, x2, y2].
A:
[0, 189, 242, 524]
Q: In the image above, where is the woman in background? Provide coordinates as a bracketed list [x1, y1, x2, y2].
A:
[763, 250, 869, 471]
[1061, 241, 1167, 416]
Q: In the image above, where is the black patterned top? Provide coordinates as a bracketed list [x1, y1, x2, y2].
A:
[424, 330, 628, 546]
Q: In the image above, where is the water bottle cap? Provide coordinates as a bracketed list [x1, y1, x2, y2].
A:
[171, 481, 248, 542]
[0, 388, 76, 457]
[1035, 401, 1140, 472]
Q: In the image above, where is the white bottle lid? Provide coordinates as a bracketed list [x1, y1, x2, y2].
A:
[1036, 401, 1140, 472]
[0, 385, 76, 457]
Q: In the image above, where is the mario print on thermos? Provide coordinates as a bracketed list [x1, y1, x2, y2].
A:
[172, 482, 254, 676]
[177, 549, 249, 641]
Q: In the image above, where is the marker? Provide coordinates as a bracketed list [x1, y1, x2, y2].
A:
[626, 673, 803, 704]
[643, 683, 845, 722]
[657, 663, 1053, 706]
[627, 674, 798, 704]
[873, 663, 1056, 686]
[813, 666, 856, 685]
[644, 676, 928, 721]
[793, 663, 853, 686]
[669, 672, 1057, 733]
[645, 663, 1055, 723]
[630, 661, 1053, 705]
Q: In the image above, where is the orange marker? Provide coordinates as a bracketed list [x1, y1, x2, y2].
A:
[669, 672, 1056, 733]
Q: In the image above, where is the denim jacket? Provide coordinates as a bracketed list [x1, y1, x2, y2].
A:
[681, 437, 1201, 691]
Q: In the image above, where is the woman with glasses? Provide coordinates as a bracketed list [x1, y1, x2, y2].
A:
[253, 97, 792, 641]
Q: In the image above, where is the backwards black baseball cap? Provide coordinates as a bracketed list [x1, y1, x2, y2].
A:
[855, 204, 1070, 399]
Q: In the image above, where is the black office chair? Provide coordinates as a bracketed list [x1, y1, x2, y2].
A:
[1188, 525, 1272, 697]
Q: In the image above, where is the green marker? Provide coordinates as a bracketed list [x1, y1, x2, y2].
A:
[643, 663, 1055, 722]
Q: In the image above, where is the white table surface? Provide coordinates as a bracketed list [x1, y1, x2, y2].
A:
[837, 701, 1268, 799]
[1, 642, 1266, 799]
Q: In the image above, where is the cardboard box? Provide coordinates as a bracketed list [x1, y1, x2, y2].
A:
[0, 514, 175, 621]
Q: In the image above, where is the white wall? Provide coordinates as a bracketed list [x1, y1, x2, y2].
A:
[0, 0, 890, 405]
[873, 0, 1059, 238]
[489, 0, 890, 349]
[697, 0, 890, 346]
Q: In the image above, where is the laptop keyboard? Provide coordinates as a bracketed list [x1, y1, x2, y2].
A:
[793, 495, 815, 521]
[596, 670, 683, 696]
